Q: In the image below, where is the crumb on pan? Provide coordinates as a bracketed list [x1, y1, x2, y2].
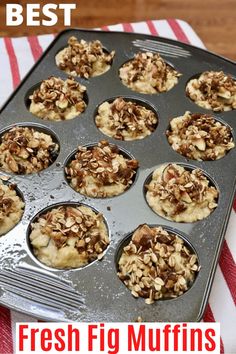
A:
[167, 111, 234, 160]
[55, 36, 115, 78]
[146, 163, 218, 222]
[29, 205, 109, 269]
[95, 97, 158, 141]
[186, 71, 236, 111]
[119, 52, 181, 94]
[0, 126, 59, 174]
[0, 180, 24, 236]
[118, 224, 199, 304]
[65, 140, 139, 198]
[29, 76, 86, 121]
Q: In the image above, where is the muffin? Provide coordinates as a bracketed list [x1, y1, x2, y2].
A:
[0, 179, 24, 236]
[0, 126, 59, 174]
[29, 205, 109, 269]
[119, 52, 181, 94]
[167, 111, 234, 160]
[186, 71, 236, 111]
[118, 224, 199, 304]
[56, 36, 115, 78]
[95, 97, 158, 141]
[146, 163, 218, 222]
[29, 76, 86, 121]
[65, 140, 139, 198]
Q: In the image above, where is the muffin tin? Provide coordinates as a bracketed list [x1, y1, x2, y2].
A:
[0, 28, 236, 322]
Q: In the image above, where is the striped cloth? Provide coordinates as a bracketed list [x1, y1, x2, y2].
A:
[0, 19, 235, 354]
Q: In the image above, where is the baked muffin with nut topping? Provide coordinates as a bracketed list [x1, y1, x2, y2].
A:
[119, 52, 181, 94]
[118, 224, 199, 304]
[146, 163, 218, 222]
[65, 140, 139, 198]
[29, 76, 86, 121]
[29, 205, 109, 269]
[0, 126, 59, 175]
[167, 111, 234, 160]
[0, 180, 24, 236]
[56, 36, 115, 78]
[95, 97, 158, 141]
[186, 71, 236, 111]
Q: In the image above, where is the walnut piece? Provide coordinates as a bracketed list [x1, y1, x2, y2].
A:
[0, 180, 24, 236]
[146, 163, 218, 222]
[95, 97, 158, 141]
[29, 205, 109, 269]
[119, 52, 181, 94]
[186, 71, 236, 111]
[65, 140, 139, 198]
[0, 126, 59, 175]
[118, 224, 199, 304]
[55, 36, 115, 78]
[29, 76, 86, 121]
[167, 111, 234, 160]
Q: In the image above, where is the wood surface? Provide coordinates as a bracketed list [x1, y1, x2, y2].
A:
[0, 0, 235, 60]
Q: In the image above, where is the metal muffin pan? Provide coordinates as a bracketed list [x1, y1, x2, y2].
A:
[0, 29, 235, 322]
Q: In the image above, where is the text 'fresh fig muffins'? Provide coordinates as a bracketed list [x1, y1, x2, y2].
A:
[29, 205, 109, 269]
[146, 164, 218, 223]
[186, 71, 236, 111]
[95, 97, 158, 141]
[29, 76, 87, 121]
[167, 111, 235, 161]
[56, 36, 115, 78]
[119, 52, 181, 94]
[0, 179, 24, 236]
[0, 126, 59, 175]
[65, 140, 139, 198]
[118, 224, 199, 304]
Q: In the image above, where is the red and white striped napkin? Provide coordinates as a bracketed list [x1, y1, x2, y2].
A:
[0, 19, 235, 354]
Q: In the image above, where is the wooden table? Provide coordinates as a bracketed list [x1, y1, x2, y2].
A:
[0, 0, 235, 60]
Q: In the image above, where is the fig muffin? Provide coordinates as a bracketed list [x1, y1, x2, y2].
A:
[186, 71, 236, 111]
[167, 111, 234, 160]
[146, 163, 218, 222]
[29, 76, 86, 121]
[29, 204, 109, 269]
[56, 36, 115, 78]
[65, 140, 139, 198]
[118, 224, 199, 304]
[119, 52, 181, 94]
[95, 97, 158, 141]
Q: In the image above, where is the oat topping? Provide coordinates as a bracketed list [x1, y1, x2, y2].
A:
[0, 126, 59, 175]
[29, 205, 109, 269]
[29, 76, 87, 121]
[146, 164, 218, 222]
[95, 97, 158, 141]
[65, 140, 139, 198]
[119, 52, 181, 94]
[0, 180, 24, 236]
[167, 111, 234, 160]
[118, 224, 199, 304]
[186, 71, 236, 111]
[55, 36, 115, 78]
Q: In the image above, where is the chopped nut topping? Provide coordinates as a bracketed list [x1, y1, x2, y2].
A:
[146, 164, 218, 222]
[186, 71, 236, 111]
[167, 111, 234, 160]
[118, 224, 199, 303]
[65, 140, 139, 198]
[29, 76, 87, 121]
[0, 180, 24, 236]
[0, 127, 59, 175]
[55, 36, 115, 78]
[95, 97, 158, 141]
[119, 52, 181, 94]
[29, 205, 109, 269]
